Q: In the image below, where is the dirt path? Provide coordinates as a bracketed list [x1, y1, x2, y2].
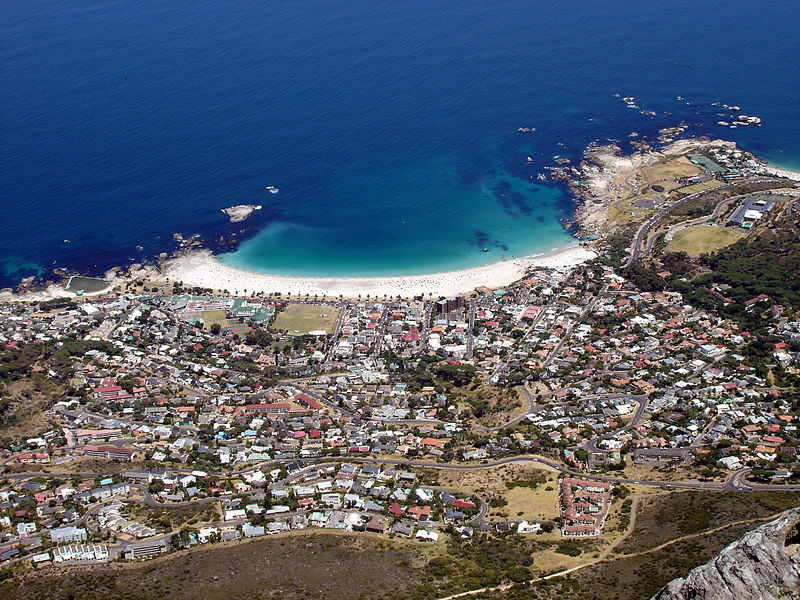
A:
[613, 509, 791, 560]
[437, 504, 791, 600]
[436, 496, 642, 600]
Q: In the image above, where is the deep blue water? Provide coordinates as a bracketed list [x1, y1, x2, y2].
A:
[2, 0, 799, 285]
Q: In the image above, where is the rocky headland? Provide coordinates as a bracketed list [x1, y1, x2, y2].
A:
[558, 136, 736, 240]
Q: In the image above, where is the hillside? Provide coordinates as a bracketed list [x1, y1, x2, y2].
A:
[652, 508, 800, 600]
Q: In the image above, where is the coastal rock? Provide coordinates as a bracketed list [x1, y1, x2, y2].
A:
[651, 508, 800, 600]
[222, 204, 261, 223]
[561, 138, 735, 241]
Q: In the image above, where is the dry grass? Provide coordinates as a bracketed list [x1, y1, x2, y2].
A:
[614, 489, 800, 556]
[533, 545, 594, 572]
[438, 464, 559, 498]
[500, 479, 560, 521]
[201, 309, 228, 330]
[675, 179, 725, 195]
[479, 386, 529, 427]
[0, 380, 57, 439]
[2, 533, 423, 600]
[608, 196, 658, 226]
[641, 156, 702, 182]
[618, 463, 727, 484]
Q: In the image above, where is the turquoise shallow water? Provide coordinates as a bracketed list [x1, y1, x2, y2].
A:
[219, 158, 576, 277]
[2, 0, 799, 285]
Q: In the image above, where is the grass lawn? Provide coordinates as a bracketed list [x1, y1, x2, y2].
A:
[665, 225, 744, 256]
[201, 309, 228, 330]
[641, 155, 703, 182]
[272, 303, 341, 335]
[675, 178, 725, 195]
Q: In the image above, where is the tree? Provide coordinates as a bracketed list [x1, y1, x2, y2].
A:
[435, 364, 477, 388]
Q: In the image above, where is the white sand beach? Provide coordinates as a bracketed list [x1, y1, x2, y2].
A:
[160, 245, 597, 298]
[764, 164, 800, 182]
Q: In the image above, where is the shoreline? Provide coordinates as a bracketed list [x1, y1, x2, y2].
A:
[6, 133, 798, 304]
[562, 136, 800, 239]
[158, 244, 597, 298]
[763, 163, 800, 182]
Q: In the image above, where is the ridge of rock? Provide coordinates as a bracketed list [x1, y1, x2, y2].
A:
[651, 507, 800, 600]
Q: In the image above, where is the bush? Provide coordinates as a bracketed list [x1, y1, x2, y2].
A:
[555, 541, 582, 556]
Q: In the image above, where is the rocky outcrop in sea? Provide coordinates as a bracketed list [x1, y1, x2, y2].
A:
[221, 204, 261, 223]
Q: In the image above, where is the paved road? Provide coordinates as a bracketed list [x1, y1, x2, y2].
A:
[541, 283, 608, 369]
[252, 455, 800, 493]
[582, 394, 650, 453]
[324, 303, 348, 363]
[370, 304, 390, 358]
[9, 453, 799, 493]
[465, 298, 476, 359]
[3, 456, 796, 565]
[625, 178, 786, 266]
[486, 287, 564, 384]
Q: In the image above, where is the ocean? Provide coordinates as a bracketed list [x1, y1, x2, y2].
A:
[2, 0, 799, 286]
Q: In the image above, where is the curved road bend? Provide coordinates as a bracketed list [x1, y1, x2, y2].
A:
[625, 178, 786, 267]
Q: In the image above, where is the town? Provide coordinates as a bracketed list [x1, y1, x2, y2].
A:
[0, 142, 799, 598]
[2, 256, 799, 566]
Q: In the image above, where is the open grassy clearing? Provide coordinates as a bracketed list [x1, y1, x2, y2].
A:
[438, 464, 559, 498]
[122, 500, 220, 531]
[674, 178, 725, 195]
[0, 380, 55, 440]
[1, 457, 150, 476]
[495, 479, 560, 522]
[649, 179, 683, 192]
[272, 304, 341, 335]
[201, 309, 228, 330]
[665, 225, 744, 256]
[641, 156, 702, 182]
[608, 198, 657, 226]
[477, 385, 530, 428]
[617, 463, 725, 484]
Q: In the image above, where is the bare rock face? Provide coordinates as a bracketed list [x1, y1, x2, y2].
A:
[221, 204, 261, 223]
[652, 508, 800, 600]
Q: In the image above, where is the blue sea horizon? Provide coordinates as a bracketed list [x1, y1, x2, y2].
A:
[2, 0, 799, 287]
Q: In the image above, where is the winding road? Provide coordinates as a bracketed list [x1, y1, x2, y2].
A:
[625, 178, 787, 266]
